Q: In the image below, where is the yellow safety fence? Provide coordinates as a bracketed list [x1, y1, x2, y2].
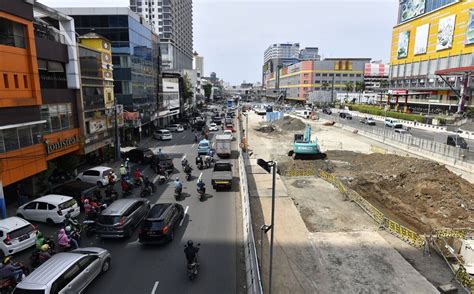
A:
[455, 265, 474, 293]
[285, 168, 316, 177]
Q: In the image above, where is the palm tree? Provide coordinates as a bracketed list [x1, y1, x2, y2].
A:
[355, 81, 365, 104]
[344, 81, 354, 93]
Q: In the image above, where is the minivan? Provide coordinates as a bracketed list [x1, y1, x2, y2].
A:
[154, 129, 172, 141]
[96, 199, 150, 238]
[14, 247, 111, 294]
[197, 139, 211, 155]
[384, 118, 403, 129]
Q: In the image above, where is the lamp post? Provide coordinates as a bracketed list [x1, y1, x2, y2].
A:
[256, 158, 277, 294]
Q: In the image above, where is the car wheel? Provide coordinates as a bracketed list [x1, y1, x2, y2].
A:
[46, 218, 55, 226]
[97, 181, 103, 188]
[101, 258, 111, 273]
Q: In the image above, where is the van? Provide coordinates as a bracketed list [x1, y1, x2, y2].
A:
[197, 139, 211, 155]
[14, 247, 111, 294]
[153, 129, 172, 141]
[384, 118, 403, 129]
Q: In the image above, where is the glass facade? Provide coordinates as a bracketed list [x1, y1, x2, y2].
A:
[73, 14, 159, 124]
[0, 124, 42, 153]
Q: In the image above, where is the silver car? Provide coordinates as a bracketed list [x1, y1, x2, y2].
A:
[14, 247, 111, 294]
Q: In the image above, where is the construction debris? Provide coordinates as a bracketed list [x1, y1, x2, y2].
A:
[255, 124, 276, 133]
[273, 116, 306, 132]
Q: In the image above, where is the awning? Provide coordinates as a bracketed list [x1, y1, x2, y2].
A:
[435, 66, 474, 76]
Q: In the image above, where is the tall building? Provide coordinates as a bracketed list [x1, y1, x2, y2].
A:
[300, 47, 321, 61]
[193, 51, 204, 75]
[263, 43, 300, 65]
[0, 1, 81, 210]
[131, 0, 193, 70]
[364, 61, 390, 91]
[265, 58, 370, 101]
[389, 0, 474, 113]
[58, 7, 161, 140]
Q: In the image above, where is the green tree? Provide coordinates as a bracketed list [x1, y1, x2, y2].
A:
[344, 81, 354, 93]
[183, 74, 194, 101]
[203, 84, 212, 98]
[321, 81, 330, 91]
[355, 81, 366, 104]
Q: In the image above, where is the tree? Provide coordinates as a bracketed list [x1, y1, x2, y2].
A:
[355, 81, 366, 104]
[203, 84, 212, 98]
[321, 81, 330, 91]
[182, 74, 194, 101]
[344, 81, 354, 93]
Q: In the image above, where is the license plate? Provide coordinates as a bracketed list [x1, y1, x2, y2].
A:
[19, 234, 30, 242]
[215, 181, 229, 184]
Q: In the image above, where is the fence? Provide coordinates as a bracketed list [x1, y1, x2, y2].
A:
[265, 111, 284, 123]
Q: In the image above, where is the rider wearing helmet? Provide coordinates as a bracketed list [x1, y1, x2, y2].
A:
[119, 164, 127, 179]
[184, 240, 199, 264]
[64, 226, 79, 250]
[83, 198, 92, 215]
[175, 178, 183, 192]
[0, 256, 23, 283]
[38, 244, 51, 263]
[197, 178, 205, 194]
[35, 231, 45, 250]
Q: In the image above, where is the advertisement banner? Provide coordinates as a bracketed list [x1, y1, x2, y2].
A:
[163, 77, 179, 93]
[414, 23, 430, 55]
[123, 112, 139, 121]
[465, 9, 474, 45]
[89, 119, 106, 134]
[397, 31, 410, 59]
[437, 15, 456, 51]
[400, 0, 426, 22]
[116, 104, 124, 127]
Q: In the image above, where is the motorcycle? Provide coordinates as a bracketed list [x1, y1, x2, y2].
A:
[83, 219, 96, 237]
[197, 187, 205, 201]
[197, 162, 203, 170]
[121, 179, 134, 197]
[186, 245, 200, 281]
[175, 186, 182, 200]
[30, 247, 55, 269]
[186, 171, 192, 181]
[0, 262, 29, 292]
[134, 176, 144, 187]
[140, 183, 155, 197]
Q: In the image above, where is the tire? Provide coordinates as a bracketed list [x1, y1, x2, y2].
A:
[46, 218, 55, 226]
[101, 258, 111, 273]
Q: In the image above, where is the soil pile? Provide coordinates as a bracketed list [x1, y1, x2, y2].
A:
[255, 124, 276, 133]
[279, 160, 334, 175]
[274, 116, 306, 132]
[325, 150, 474, 233]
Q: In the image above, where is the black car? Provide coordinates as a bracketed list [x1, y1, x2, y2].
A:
[150, 153, 174, 173]
[122, 147, 154, 164]
[339, 112, 352, 120]
[96, 198, 150, 238]
[52, 181, 98, 210]
[322, 108, 332, 115]
[212, 116, 222, 125]
[138, 203, 184, 244]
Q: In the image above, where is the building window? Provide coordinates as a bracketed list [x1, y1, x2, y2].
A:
[18, 127, 33, 148]
[322, 73, 328, 77]
[13, 74, 19, 88]
[38, 59, 67, 89]
[0, 17, 26, 48]
[315, 73, 320, 77]
[349, 74, 354, 77]
[41, 103, 73, 133]
[342, 74, 348, 77]
[23, 75, 28, 88]
[2, 129, 19, 152]
[3, 74, 9, 88]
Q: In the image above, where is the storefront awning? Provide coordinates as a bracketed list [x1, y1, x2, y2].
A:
[435, 66, 474, 76]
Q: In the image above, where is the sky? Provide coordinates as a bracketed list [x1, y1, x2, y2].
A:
[39, 0, 398, 85]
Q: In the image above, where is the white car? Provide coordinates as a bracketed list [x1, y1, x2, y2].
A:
[17, 195, 80, 225]
[168, 124, 184, 132]
[76, 166, 116, 187]
[0, 217, 36, 256]
[209, 123, 218, 131]
[223, 130, 233, 140]
[154, 129, 173, 140]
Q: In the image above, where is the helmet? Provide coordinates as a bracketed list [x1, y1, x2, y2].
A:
[121, 164, 124, 167]
[175, 178, 179, 181]
[84, 199, 89, 204]
[3, 257, 11, 264]
[187, 240, 193, 247]
[126, 158, 130, 161]
[40, 244, 50, 252]
[36, 231, 43, 238]
[101, 203, 108, 209]
[65, 226, 71, 232]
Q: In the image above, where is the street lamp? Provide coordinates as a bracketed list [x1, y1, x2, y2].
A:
[256, 158, 277, 294]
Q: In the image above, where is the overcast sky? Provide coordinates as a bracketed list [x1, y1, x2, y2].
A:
[39, 0, 398, 85]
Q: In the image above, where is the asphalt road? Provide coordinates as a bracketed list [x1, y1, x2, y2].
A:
[13, 125, 242, 294]
[326, 111, 474, 150]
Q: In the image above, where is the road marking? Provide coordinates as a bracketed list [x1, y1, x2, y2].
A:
[152, 174, 160, 184]
[151, 281, 160, 294]
[182, 134, 187, 139]
[192, 143, 195, 147]
[180, 206, 189, 226]
[125, 239, 140, 248]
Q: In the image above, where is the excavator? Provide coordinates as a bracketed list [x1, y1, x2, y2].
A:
[288, 124, 326, 160]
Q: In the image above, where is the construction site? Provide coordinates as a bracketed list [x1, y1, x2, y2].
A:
[246, 111, 473, 293]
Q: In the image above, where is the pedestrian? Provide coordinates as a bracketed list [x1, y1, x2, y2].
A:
[16, 184, 28, 206]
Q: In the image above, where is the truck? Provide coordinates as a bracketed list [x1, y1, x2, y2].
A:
[211, 161, 233, 190]
[434, 133, 469, 149]
[215, 134, 232, 158]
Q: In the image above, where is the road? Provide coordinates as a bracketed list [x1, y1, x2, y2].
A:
[326, 110, 474, 150]
[14, 126, 242, 294]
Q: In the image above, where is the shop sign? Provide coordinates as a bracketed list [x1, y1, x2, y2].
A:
[89, 119, 106, 134]
[45, 135, 79, 154]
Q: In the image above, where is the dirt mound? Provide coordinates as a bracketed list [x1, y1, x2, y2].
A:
[274, 116, 306, 132]
[325, 150, 474, 233]
[279, 159, 334, 175]
[255, 124, 276, 133]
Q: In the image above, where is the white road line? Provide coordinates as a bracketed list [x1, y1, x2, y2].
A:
[192, 143, 195, 148]
[179, 206, 189, 226]
[182, 134, 187, 139]
[152, 174, 160, 184]
[151, 281, 160, 294]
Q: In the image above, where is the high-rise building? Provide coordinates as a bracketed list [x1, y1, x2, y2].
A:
[364, 61, 389, 91]
[131, 0, 193, 70]
[389, 0, 474, 113]
[193, 51, 204, 75]
[58, 7, 161, 140]
[300, 47, 321, 61]
[263, 43, 300, 65]
[1, 1, 82, 211]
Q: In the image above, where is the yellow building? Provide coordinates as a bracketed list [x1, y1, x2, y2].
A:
[389, 0, 474, 113]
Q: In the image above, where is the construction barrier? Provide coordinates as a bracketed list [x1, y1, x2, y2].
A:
[285, 168, 316, 177]
[455, 265, 474, 293]
[382, 218, 425, 248]
[370, 145, 388, 154]
[319, 170, 347, 195]
[433, 229, 468, 239]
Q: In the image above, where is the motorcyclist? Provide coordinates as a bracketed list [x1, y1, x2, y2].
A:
[38, 244, 52, 264]
[121, 178, 132, 192]
[125, 158, 131, 174]
[174, 178, 183, 194]
[64, 213, 79, 232]
[184, 164, 192, 175]
[86, 206, 99, 221]
[143, 176, 154, 194]
[35, 231, 45, 250]
[107, 171, 115, 185]
[134, 168, 144, 185]
[57, 228, 72, 250]
[0, 257, 23, 283]
[197, 178, 205, 192]
[208, 149, 215, 158]
[181, 157, 188, 167]
[184, 240, 199, 265]
[119, 164, 127, 179]
[64, 226, 79, 249]
[195, 155, 203, 167]
[204, 155, 212, 168]
[83, 199, 92, 215]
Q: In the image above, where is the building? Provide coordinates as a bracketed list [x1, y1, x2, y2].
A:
[300, 47, 321, 61]
[265, 58, 370, 102]
[389, 0, 474, 113]
[364, 61, 390, 91]
[0, 1, 81, 211]
[77, 33, 116, 156]
[263, 43, 300, 65]
[193, 51, 204, 75]
[131, 0, 193, 70]
[58, 7, 161, 141]
[160, 72, 183, 125]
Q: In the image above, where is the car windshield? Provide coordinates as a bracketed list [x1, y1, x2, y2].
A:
[199, 142, 209, 148]
[13, 289, 46, 294]
[214, 163, 231, 171]
[162, 131, 170, 134]
[59, 199, 76, 210]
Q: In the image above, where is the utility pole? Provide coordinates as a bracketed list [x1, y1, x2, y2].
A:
[114, 101, 121, 162]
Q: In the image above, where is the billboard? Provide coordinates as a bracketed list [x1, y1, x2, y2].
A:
[162, 77, 180, 93]
[466, 9, 474, 45]
[437, 15, 456, 51]
[400, 0, 426, 22]
[397, 31, 410, 59]
[414, 24, 430, 55]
